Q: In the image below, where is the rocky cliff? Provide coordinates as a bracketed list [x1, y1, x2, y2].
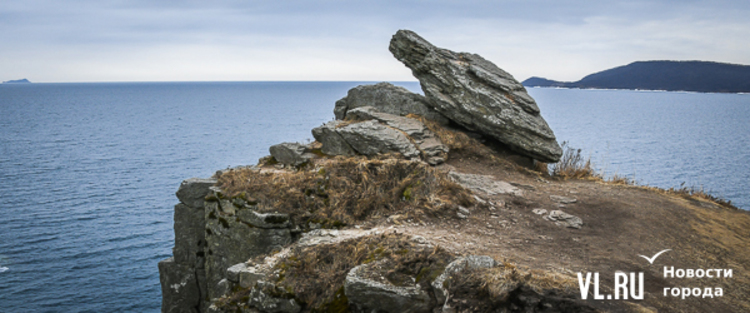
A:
[159, 30, 750, 313]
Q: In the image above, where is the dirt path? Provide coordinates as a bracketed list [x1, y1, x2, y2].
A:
[362, 157, 750, 313]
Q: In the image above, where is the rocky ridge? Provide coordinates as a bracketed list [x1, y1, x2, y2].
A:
[159, 30, 750, 313]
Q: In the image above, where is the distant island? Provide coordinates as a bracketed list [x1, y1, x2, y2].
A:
[522, 60, 750, 93]
[3, 78, 31, 84]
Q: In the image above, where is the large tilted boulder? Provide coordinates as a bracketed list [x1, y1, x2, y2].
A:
[334, 82, 449, 125]
[389, 29, 563, 162]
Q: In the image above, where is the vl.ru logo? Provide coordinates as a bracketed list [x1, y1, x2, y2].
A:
[577, 249, 670, 300]
[577, 272, 644, 300]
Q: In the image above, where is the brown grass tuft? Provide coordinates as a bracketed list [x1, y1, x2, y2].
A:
[549, 141, 598, 179]
[215, 156, 475, 227]
[451, 264, 578, 300]
[664, 184, 737, 209]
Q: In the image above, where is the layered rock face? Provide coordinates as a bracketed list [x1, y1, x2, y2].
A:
[389, 30, 562, 162]
[310, 107, 448, 165]
[159, 178, 294, 313]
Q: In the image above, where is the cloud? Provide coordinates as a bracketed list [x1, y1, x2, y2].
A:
[1, 0, 749, 82]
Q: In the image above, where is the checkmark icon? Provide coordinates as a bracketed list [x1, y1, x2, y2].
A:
[638, 249, 671, 264]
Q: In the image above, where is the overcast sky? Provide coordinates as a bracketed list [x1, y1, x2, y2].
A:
[2, 0, 749, 83]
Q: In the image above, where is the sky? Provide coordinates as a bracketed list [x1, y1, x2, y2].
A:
[2, 0, 750, 83]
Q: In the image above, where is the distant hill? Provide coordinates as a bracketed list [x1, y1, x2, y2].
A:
[3, 78, 31, 84]
[523, 61, 750, 93]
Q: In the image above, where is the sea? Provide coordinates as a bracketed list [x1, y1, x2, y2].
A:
[0, 82, 748, 312]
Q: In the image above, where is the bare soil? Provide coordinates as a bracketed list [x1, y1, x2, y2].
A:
[354, 155, 750, 313]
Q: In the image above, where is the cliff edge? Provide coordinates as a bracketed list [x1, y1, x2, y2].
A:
[159, 30, 750, 313]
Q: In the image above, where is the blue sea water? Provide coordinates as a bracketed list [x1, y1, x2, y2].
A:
[0, 82, 747, 312]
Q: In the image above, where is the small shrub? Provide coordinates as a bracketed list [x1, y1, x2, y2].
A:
[549, 141, 597, 179]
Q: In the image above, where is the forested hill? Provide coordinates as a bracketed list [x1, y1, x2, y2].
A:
[522, 60, 750, 93]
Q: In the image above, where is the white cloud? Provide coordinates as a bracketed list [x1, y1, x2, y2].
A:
[1, 0, 749, 82]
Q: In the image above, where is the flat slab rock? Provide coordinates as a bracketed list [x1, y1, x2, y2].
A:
[336, 120, 421, 159]
[544, 210, 583, 229]
[389, 29, 562, 162]
[448, 171, 523, 196]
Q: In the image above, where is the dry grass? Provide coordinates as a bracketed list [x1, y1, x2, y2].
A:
[446, 263, 593, 312]
[549, 141, 598, 179]
[274, 233, 454, 310]
[215, 156, 475, 227]
[407, 114, 513, 164]
[550, 142, 737, 209]
[451, 264, 578, 300]
[663, 184, 737, 209]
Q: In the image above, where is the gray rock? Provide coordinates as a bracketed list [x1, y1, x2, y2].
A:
[389, 29, 562, 162]
[159, 257, 201, 313]
[311, 121, 356, 156]
[550, 195, 577, 204]
[346, 106, 428, 139]
[226, 263, 249, 283]
[204, 199, 292, 300]
[545, 210, 583, 229]
[239, 267, 269, 289]
[269, 142, 315, 166]
[532, 208, 548, 215]
[248, 281, 301, 313]
[344, 260, 433, 313]
[173, 203, 206, 267]
[215, 278, 232, 298]
[176, 178, 218, 209]
[336, 120, 420, 159]
[236, 209, 291, 229]
[226, 261, 271, 289]
[346, 106, 448, 165]
[334, 82, 449, 125]
[448, 171, 523, 196]
[432, 256, 497, 307]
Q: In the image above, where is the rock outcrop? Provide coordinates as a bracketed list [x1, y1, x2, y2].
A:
[333, 82, 449, 125]
[389, 29, 562, 162]
[159, 177, 295, 313]
[312, 107, 448, 165]
[346, 106, 448, 165]
[344, 259, 434, 313]
[160, 178, 216, 313]
[269, 142, 315, 166]
[154, 29, 734, 313]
